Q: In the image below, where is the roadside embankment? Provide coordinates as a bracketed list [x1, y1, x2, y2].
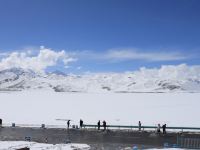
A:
[1, 126, 200, 149]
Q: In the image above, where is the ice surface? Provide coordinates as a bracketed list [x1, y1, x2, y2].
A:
[0, 91, 199, 127]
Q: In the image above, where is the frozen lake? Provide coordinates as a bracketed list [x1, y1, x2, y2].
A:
[0, 91, 199, 127]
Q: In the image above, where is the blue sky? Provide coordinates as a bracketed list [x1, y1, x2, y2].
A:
[0, 0, 200, 73]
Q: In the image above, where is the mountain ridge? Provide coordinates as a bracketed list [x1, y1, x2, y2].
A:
[0, 67, 200, 93]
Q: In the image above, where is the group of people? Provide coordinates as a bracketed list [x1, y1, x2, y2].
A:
[67, 119, 167, 134]
[157, 123, 167, 134]
[97, 120, 107, 131]
[139, 121, 167, 134]
[1, 118, 168, 134]
[67, 119, 84, 129]
[67, 119, 107, 131]
[97, 120, 168, 134]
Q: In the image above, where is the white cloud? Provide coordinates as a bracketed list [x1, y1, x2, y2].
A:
[72, 48, 189, 63]
[105, 49, 187, 61]
[0, 46, 76, 72]
[135, 64, 200, 80]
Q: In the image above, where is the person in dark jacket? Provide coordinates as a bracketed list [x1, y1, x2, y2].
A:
[0, 119, 2, 127]
[162, 124, 167, 134]
[103, 120, 106, 131]
[97, 120, 100, 130]
[67, 120, 71, 128]
[80, 119, 83, 128]
[138, 121, 142, 131]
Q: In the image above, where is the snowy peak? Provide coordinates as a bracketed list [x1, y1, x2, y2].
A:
[0, 67, 37, 77]
[50, 70, 66, 76]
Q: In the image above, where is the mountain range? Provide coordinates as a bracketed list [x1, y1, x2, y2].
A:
[0, 67, 200, 93]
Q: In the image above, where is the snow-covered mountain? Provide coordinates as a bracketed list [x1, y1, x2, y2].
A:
[0, 65, 200, 93]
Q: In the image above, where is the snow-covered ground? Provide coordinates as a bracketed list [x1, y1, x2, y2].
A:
[144, 148, 184, 150]
[0, 91, 199, 127]
[0, 141, 186, 150]
[0, 141, 90, 150]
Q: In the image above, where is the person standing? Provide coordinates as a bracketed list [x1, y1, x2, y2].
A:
[103, 120, 106, 131]
[157, 124, 161, 133]
[162, 124, 166, 134]
[67, 120, 71, 128]
[80, 119, 83, 128]
[97, 120, 100, 130]
[138, 121, 142, 131]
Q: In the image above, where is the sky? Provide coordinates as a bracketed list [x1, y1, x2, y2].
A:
[0, 0, 200, 73]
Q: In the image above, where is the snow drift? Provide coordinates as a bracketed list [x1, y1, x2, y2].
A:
[0, 141, 90, 150]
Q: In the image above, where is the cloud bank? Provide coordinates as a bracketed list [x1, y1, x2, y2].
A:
[135, 64, 200, 80]
[75, 48, 189, 63]
[0, 46, 194, 73]
[0, 46, 76, 72]
[105, 49, 187, 61]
